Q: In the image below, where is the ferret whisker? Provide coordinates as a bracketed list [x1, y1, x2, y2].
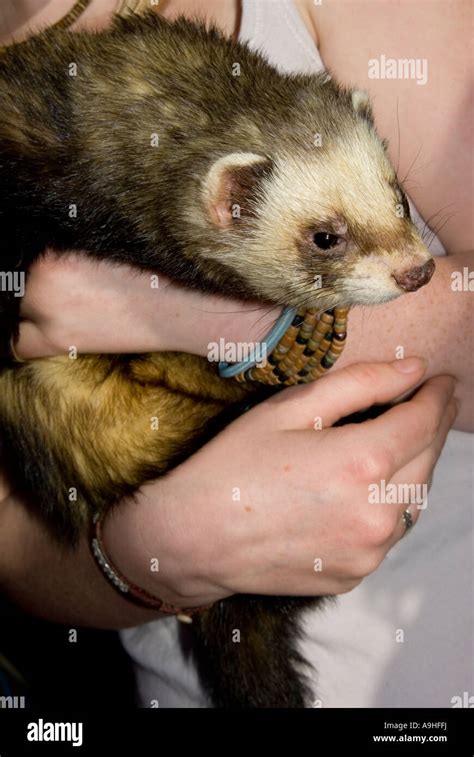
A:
[429, 211, 457, 243]
[400, 142, 423, 186]
[249, 309, 286, 339]
[400, 154, 433, 188]
[395, 98, 401, 177]
[187, 304, 271, 316]
[419, 204, 457, 243]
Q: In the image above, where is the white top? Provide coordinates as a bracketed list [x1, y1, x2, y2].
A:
[120, 0, 473, 708]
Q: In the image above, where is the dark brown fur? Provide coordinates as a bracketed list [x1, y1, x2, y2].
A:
[0, 13, 432, 708]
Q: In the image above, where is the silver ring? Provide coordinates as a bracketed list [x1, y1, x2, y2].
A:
[402, 508, 414, 535]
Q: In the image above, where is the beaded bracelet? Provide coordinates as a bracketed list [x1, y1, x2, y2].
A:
[91, 512, 212, 623]
[219, 306, 349, 386]
[48, 0, 92, 31]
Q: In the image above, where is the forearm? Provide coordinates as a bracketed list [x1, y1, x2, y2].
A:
[18, 252, 472, 433]
[17, 253, 281, 359]
[0, 361, 457, 625]
[336, 251, 473, 431]
[0, 489, 163, 629]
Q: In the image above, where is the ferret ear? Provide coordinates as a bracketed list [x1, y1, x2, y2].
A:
[351, 89, 374, 124]
[203, 152, 273, 228]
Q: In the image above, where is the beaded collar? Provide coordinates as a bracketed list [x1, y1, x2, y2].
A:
[219, 307, 349, 387]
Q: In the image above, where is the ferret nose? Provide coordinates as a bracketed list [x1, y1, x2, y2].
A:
[393, 259, 435, 292]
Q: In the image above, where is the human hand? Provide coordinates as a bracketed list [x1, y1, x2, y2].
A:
[103, 358, 457, 609]
[14, 250, 280, 359]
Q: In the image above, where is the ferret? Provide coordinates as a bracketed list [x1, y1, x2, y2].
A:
[0, 12, 434, 708]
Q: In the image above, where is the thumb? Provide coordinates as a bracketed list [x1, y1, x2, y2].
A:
[265, 358, 427, 429]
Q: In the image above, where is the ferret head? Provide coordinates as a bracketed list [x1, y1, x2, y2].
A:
[199, 82, 434, 310]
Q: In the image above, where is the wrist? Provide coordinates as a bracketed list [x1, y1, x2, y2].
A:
[100, 479, 226, 608]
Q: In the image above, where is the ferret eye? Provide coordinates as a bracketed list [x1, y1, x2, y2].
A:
[313, 232, 340, 250]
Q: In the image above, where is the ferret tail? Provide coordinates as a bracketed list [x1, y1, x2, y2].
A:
[189, 594, 320, 709]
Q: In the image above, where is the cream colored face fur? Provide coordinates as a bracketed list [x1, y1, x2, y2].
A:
[202, 106, 433, 310]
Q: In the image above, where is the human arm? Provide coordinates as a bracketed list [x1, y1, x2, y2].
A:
[14, 251, 281, 361]
[14, 249, 473, 431]
[0, 360, 457, 627]
[335, 250, 473, 431]
[304, 0, 473, 254]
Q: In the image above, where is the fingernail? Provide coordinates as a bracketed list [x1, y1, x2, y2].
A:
[391, 357, 427, 374]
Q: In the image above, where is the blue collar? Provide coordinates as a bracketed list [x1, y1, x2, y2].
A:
[218, 306, 296, 378]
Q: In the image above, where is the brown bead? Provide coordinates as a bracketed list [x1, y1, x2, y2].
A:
[231, 307, 350, 387]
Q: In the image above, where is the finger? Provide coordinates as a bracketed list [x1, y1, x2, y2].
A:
[349, 375, 456, 477]
[385, 396, 458, 546]
[263, 358, 427, 429]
